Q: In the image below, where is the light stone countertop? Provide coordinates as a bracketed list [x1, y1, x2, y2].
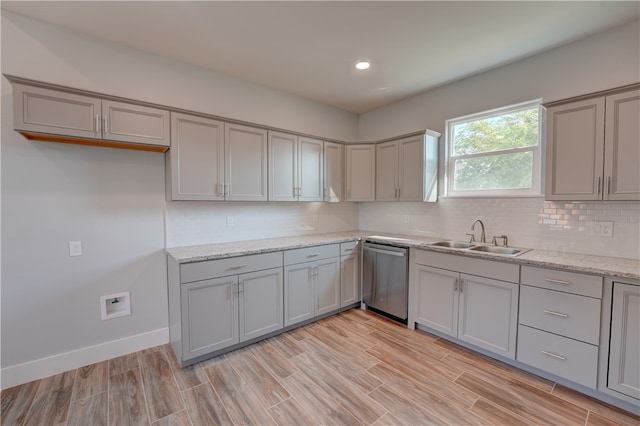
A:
[167, 231, 640, 281]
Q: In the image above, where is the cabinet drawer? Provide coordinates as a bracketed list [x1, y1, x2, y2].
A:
[284, 244, 340, 265]
[520, 266, 602, 298]
[414, 250, 519, 283]
[517, 325, 598, 388]
[180, 252, 283, 283]
[340, 241, 360, 255]
[519, 285, 601, 345]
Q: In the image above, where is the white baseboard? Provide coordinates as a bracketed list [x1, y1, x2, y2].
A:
[1, 327, 169, 390]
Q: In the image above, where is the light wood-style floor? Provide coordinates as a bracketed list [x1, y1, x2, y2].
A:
[2, 308, 639, 426]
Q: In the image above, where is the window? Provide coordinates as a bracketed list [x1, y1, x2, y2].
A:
[445, 100, 542, 197]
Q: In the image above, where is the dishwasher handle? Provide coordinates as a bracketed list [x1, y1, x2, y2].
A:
[364, 247, 406, 257]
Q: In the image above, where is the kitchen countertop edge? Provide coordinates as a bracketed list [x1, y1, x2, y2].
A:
[166, 231, 639, 281]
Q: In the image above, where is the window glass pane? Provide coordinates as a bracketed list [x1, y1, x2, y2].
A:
[452, 107, 538, 156]
[453, 151, 533, 190]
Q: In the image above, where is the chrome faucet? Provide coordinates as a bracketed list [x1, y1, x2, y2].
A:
[468, 219, 486, 243]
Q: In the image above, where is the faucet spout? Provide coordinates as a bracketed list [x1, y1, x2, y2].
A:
[471, 219, 486, 243]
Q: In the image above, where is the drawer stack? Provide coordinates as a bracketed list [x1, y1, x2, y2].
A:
[517, 266, 603, 388]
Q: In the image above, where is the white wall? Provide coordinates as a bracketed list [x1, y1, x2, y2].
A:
[358, 20, 640, 260]
[1, 9, 359, 384]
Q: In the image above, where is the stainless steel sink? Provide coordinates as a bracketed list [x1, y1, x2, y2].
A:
[468, 245, 530, 256]
[430, 241, 476, 249]
[430, 240, 530, 257]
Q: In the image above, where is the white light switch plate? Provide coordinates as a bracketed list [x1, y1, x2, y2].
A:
[69, 241, 82, 256]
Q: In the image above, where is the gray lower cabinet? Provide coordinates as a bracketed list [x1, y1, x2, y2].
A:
[284, 244, 341, 326]
[169, 251, 283, 365]
[181, 276, 239, 358]
[517, 266, 603, 389]
[340, 241, 360, 307]
[412, 251, 519, 359]
[12, 83, 170, 150]
[608, 282, 640, 399]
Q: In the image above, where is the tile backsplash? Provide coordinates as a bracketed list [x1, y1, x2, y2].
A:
[359, 197, 640, 260]
[166, 198, 639, 260]
[166, 201, 359, 248]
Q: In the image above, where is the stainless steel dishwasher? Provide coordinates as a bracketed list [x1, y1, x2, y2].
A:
[362, 242, 409, 323]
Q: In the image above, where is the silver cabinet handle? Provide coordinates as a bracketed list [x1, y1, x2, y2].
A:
[307, 253, 319, 258]
[542, 350, 566, 361]
[459, 279, 463, 293]
[545, 278, 571, 285]
[227, 265, 247, 270]
[95, 115, 101, 133]
[454, 278, 459, 292]
[596, 176, 601, 195]
[607, 176, 611, 195]
[224, 184, 229, 196]
[343, 248, 353, 252]
[103, 115, 108, 135]
[544, 309, 568, 318]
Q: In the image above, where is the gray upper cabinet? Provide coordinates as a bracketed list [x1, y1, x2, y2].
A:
[604, 90, 640, 200]
[101, 100, 170, 147]
[168, 112, 225, 201]
[225, 123, 269, 201]
[13, 83, 170, 151]
[323, 141, 345, 202]
[545, 86, 640, 201]
[13, 83, 101, 139]
[268, 131, 323, 202]
[346, 144, 376, 201]
[376, 132, 439, 202]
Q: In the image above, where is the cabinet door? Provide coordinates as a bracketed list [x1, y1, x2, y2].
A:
[284, 263, 314, 326]
[298, 137, 324, 201]
[102, 100, 170, 147]
[323, 142, 344, 202]
[169, 113, 225, 200]
[315, 257, 340, 316]
[181, 277, 239, 360]
[458, 274, 519, 359]
[376, 141, 398, 201]
[268, 131, 298, 201]
[225, 123, 268, 201]
[608, 283, 640, 399]
[545, 98, 605, 200]
[341, 255, 359, 307]
[239, 268, 284, 342]
[415, 265, 459, 337]
[604, 90, 640, 201]
[398, 135, 425, 201]
[346, 145, 375, 201]
[12, 83, 101, 139]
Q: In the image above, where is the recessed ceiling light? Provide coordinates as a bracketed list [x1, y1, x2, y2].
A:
[355, 61, 370, 70]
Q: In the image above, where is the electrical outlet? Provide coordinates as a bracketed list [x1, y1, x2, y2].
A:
[226, 216, 234, 227]
[590, 221, 614, 237]
[69, 241, 82, 256]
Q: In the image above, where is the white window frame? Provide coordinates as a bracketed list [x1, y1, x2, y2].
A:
[445, 99, 543, 198]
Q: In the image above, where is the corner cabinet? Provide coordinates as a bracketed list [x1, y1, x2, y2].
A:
[323, 141, 344, 202]
[608, 282, 640, 400]
[268, 131, 323, 202]
[12, 83, 170, 152]
[411, 250, 519, 359]
[346, 144, 376, 201]
[545, 85, 640, 201]
[375, 131, 439, 202]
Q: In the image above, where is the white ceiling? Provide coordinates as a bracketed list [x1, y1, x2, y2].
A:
[2, 1, 639, 114]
